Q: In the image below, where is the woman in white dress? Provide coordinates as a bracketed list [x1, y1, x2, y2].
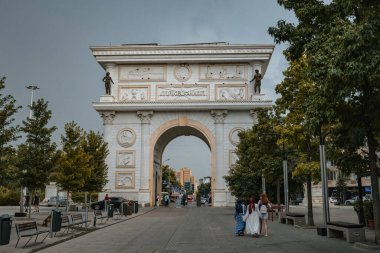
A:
[244, 197, 260, 237]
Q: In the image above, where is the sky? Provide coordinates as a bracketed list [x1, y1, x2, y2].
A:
[0, 0, 296, 182]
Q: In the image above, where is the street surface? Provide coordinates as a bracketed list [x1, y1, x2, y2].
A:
[29, 204, 368, 253]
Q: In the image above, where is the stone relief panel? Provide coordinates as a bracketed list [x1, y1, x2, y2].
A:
[115, 172, 135, 189]
[118, 86, 149, 101]
[216, 84, 247, 100]
[229, 150, 238, 168]
[116, 150, 135, 168]
[119, 65, 166, 82]
[117, 128, 136, 148]
[173, 64, 192, 82]
[229, 127, 245, 146]
[199, 64, 247, 81]
[156, 85, 209, 101]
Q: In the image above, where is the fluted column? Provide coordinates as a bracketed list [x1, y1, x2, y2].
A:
[99, 111, 116, 190]
[211, 110, 227, 206]
[137, 111, 154, 193]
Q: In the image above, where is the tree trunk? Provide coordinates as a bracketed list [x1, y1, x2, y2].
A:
[306, 176, 314, 226]
[357, 174, 365, 225]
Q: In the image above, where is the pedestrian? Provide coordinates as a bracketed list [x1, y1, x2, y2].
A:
[258, 193, 271, 236]
[244, 197, 260, 237]
[156, 194, 160, 207]
[164, 194, 170, 207]
[33, 192, 40, 213]
[24, 192, 30, 213]
[234, 199, 246, 236]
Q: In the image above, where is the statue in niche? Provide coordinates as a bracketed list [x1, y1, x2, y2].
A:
[250, 69, 263, 94]
[102, 72, 114, 95]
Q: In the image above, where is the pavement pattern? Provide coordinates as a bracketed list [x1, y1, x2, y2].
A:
[31, 207, 377, 253]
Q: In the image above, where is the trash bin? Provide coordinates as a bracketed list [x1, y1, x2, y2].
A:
[133, 201, 139, 214]
[0, 214, 12, 245]
[122, 202, 128, 216]
[108, 204, 114, 218]
[51, 209, 62, 232]
[126, 203, 133, 215]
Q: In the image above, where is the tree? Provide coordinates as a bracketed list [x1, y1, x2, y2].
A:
[0, 77, 21, 187]
[269, 0, 380, 242]
[82, 130, 109, 194]
[335, 172, 347, 203]
[16, 99, 57, 217]
[50, 122, 91, 201]
[161, 164, 179, 192]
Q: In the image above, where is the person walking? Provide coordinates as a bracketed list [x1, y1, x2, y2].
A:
[244, 197, 260, 237]
[164, 194, 170, 207]
[234, 199, 246, 236]
[258, 193, 271, 236]
[156, 194, 160, 207]
[24, 192, 30, 213]
[33, 192, 40, 213]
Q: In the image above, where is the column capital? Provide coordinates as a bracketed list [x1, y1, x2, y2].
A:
[250, 109, 259, 124]
[211, 110, 228, 124]
[137, 111, 154, 124]
[99, 111, 116, 125]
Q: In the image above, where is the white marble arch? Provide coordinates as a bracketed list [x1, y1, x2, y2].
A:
[92, 43, 274, 206]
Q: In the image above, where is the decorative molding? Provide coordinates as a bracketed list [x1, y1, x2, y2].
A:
[115, 171, 135, 189]
[116, 150, 135, 168]
[99, 111, 116, 125]
[229, 150, 238, 168]
[199, 64, 247, 81]
[118, 85, 150, 101]
[156, 85, 209, 101]
[137, 111, 154, 124]
[211, 110, 228, 124]
[93, 49, 274, 56]
[174, 64, 192, 82]
[117, 128, 136, 148]
[119, 65, 166, 82]
[229, 127, 245, 146]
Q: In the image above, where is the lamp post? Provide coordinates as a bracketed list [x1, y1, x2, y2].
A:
[20, 85, 39, 213]
[319, 130, 330, 226]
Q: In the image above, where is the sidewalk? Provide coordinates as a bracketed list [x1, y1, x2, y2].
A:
[0, 206, 154, 253]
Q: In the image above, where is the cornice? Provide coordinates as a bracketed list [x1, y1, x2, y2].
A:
[92, 100, 272, 112]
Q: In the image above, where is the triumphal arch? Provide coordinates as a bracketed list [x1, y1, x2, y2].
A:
[91, 43, 274, 206]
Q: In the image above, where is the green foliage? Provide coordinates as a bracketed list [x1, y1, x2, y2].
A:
[82, 131, 109, 193]
[0, 77, 21, 186]
[363, 200, 374, 220]
[198, 182, 211, 197]
[161, 164, 180, 191]
[0, 187, 20, 206]
[16, 99, 57, 192]
[335, 172, 347, 202]
[50, 122, 91, 194]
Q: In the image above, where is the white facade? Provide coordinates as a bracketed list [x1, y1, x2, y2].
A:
[91, 43, 274, 206]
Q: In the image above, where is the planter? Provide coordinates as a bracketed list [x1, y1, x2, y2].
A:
[367, 219, 375, 230]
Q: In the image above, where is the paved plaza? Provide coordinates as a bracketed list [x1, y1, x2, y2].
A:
[1, 204, 378, 253]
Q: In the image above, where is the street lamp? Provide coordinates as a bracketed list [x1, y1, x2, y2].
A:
[20, 85, 39, 213]
[319, 130, 330, 226]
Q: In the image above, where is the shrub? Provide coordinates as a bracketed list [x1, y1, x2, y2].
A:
[0, 187, 21, 206]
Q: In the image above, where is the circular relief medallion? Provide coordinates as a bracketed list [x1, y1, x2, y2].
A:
[229, 127, 244, 146]
[117, 128, 136, 148]
[174, 64, 192, 82]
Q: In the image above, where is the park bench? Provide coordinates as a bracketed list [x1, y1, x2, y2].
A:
[94, 210, 108, 225]
[15, 221, 49, 248]
[326, 221, 365, 243]
[285, 213, 306, 227]
[59, 215, 71, 234]
[70, 214, 90, 229]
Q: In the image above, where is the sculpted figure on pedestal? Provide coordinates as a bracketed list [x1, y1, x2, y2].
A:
[102, 72, 114, 95]
[250, 69, 262, 94]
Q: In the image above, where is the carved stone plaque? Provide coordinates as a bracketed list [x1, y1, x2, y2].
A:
[156, 85, 209, 101]
[115, 172, 135, 189]
[199, 64, 247, 81]
[216, 85, 247, 100]
[174, 64, 192, 82]
[119, 65, 166, 82]
[117, 128, 136, 148]
[229, 150, 238, 168]
[116, 150, 135, 168]
[229, 127, 244, 146]
[119, 86, 149, 101]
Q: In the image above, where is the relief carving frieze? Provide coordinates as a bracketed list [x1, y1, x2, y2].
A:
[216, 84, 247, 100]
[118, 86, 149, 101]
[156, 85, 209, 101]
[199, 64, 247, 81]
[115, 172, 135, 189]
[119, 65, 166, 82]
